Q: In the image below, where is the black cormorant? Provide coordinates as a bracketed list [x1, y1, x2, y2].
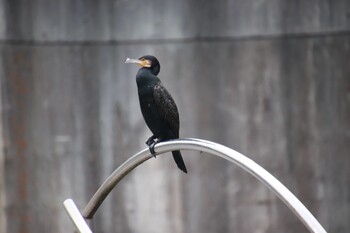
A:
[125, 55, 187, 173]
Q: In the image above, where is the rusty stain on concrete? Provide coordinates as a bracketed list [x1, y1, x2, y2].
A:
[7, 50, 33, 233]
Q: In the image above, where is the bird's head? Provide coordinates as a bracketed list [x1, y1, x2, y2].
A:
[125, 55, 160, 75]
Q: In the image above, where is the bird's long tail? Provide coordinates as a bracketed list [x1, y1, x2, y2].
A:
[172, 150, 187, 173]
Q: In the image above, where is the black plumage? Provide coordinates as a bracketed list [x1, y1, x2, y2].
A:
[126, 55, 187, 173]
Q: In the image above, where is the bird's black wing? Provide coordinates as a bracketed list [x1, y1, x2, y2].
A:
[153, 82, 180, 137]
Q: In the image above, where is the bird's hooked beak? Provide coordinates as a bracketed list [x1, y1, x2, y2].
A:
[125, 58, 151, 68]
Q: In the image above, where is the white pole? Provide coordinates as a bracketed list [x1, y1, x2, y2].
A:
[63, 199, 93, 233]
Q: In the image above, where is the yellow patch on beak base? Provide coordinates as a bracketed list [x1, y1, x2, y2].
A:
[140, 60, 151, 67]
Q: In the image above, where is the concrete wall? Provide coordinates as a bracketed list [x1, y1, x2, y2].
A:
[1, 1, 349, 233]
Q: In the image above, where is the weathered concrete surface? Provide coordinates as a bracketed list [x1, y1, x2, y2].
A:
[1, 1, 350, 233]
[1, 0, 350, 41]
[0, 52, 6, 233]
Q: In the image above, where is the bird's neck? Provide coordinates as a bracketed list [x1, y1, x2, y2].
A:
[136, 68, 159, 87]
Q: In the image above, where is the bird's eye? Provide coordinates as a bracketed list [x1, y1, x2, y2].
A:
[140, 58, 145, 61]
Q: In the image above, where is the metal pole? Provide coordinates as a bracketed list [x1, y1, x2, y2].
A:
[64, 199, 93, 233]
[82, 138, 326, 233]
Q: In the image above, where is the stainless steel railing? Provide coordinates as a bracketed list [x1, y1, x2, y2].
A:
[64, 138, 327, 233]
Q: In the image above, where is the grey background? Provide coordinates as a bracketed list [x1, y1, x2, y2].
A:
[1, 1, 349, 233]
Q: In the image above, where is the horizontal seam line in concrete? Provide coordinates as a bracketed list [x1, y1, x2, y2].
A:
[0, 30, 349, 46]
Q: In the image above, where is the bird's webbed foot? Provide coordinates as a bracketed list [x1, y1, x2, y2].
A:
[149, 141, 157, 157]
[148, 138, 162, 158]
[145, 135, 157, 147]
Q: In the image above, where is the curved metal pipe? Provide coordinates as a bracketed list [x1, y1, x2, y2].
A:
[82, 138, 326, 233]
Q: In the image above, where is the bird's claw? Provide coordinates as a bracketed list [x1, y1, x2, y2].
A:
[146, 136, 156, 147]
[146, 136, 160, 157]
[149, 141, 157, 158]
